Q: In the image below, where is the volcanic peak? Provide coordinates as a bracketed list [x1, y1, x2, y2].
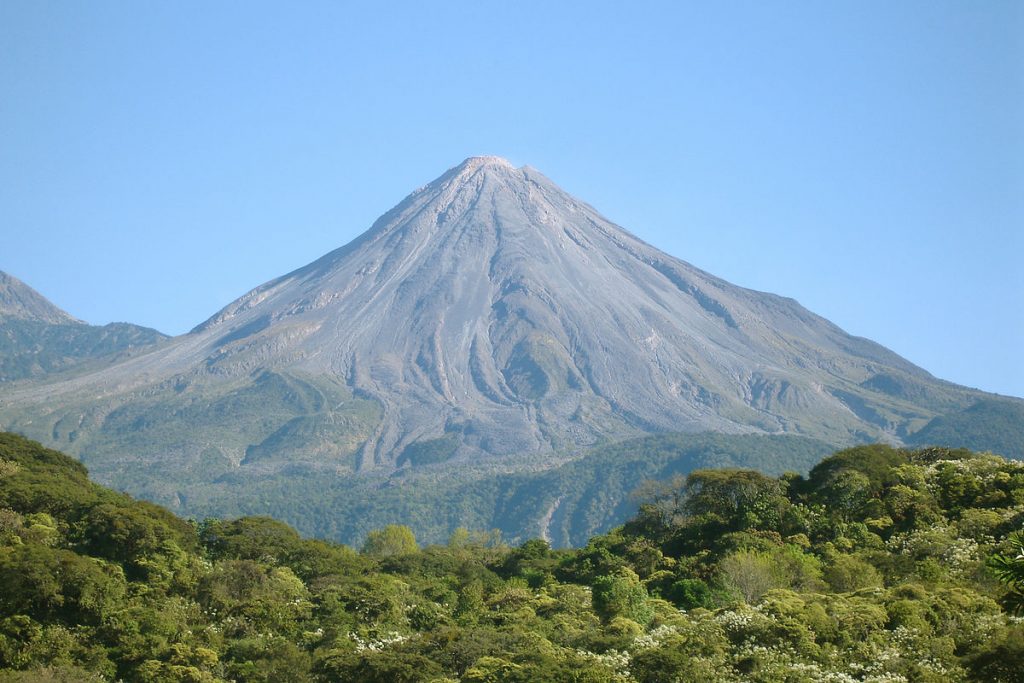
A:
[457, 155, 515, 170]
[438, 155, 523, 191]
[4, 157, 1000, 483]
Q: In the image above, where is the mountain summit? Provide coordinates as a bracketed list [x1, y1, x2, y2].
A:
[186, 156, 969, 462]
[0, 158, 998, 523]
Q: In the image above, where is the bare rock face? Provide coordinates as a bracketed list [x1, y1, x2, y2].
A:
[0, 158, 989, 485]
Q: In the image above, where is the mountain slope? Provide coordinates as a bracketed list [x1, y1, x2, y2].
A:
[0, 157, 1015, 541]
[907, 398, 1024, 456]
[0, 271, 168, 382]
[183, 156, 961, 462]
[0, 270, 81, 324]
[165, 432, 834, 547]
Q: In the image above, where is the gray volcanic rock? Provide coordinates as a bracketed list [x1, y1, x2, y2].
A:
[0, 158, 998, 491]
[0, 271, 80, 324]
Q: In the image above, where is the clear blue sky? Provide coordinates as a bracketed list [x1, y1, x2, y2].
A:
[2, 1, 1021, 397]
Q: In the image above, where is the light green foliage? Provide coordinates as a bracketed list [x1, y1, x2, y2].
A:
[462, 656, 523, 682]
[0, 665, 109, 683]
[362, 524, 419, 557]
[21, 514, 58, 548]
[718, 545, 822, 603]
[823, 553, 884, 592]
[719, 550, 776, 603]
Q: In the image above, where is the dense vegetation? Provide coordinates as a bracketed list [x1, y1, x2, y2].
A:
[1, 432, 1023, 681]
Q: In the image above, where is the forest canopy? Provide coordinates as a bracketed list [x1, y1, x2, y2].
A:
[1, 433, 1023, 682]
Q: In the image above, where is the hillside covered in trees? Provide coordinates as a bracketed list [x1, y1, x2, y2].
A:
[1, 432, 1023, 682]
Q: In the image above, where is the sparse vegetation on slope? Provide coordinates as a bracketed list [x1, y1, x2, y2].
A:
[0, 318, 167, 383]
[160, 432, 834, 547]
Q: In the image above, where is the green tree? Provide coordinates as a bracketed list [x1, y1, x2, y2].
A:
[719, 549, 775, 603]
[362, 525, 418, 557]
[666, 578, 715, 610]
[223, 636, 311, 683]
[0, 545, 126, 625]
[631, 635, 718, 683]
[315, 648, 443, 683]
[817, 469, 872, 520]
[592, 568, 652, 624]
[823, 554, 883, 592]
[463, 656, 526, 683]
[805, 444, 908, 496]
[684, 469, 788, 531]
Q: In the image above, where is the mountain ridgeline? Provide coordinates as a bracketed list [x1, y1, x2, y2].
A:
[0, 271, 167, 382]
[0, 157, 1020, 545]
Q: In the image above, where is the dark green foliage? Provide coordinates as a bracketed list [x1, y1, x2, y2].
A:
[665, 578, 715, 609]
[805, 443, 910, 498]
[989, 531, 1024, 614]
[200, 516, 303, 562]
[199, 516, 365, 583]
[80, 502, 194, 576]
[498, 538, 559, 587]
[0, 434, 89, 480]
[2, 433, 1024, 681]
[683, 468, 788, 531]
[0, 545, 125, 625]
[0, 434, 95, 518]
[224, 637, 311, 683]
[592, 568, 652, 624]
[964, 624, 1024, 682]
[397, 434, 461, 467]
[630, 642, 712, 683]
[315, 648, 442, 683]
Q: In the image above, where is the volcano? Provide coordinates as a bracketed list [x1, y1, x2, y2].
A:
[0, 157, 1001, 540]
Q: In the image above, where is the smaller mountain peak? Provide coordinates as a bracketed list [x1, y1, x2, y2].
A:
[0, 270, 81, 324]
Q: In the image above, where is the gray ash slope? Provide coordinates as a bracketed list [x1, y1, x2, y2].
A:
[0, 157, 997, 493]
[0, 271, 81, 325]
[187, 156, 973, 456]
